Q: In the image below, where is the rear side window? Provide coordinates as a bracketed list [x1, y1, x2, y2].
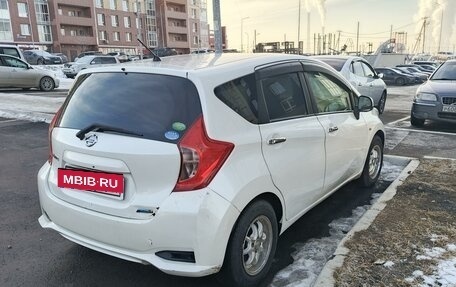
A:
[214, 74, 258, 123]
[1, 48, 20, 58]
[102, 57, 117, 64]
[58, 73, 202, 143]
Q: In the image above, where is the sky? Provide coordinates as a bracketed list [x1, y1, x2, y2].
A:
[207, 0, 456, 54]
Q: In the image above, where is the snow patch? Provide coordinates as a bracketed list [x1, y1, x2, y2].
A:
[383, 261, 395, 268]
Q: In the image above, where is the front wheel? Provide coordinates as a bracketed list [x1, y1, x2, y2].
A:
[395, 77, 405, 86]
[410, 112, 425, 127]
[219, 200, 278, 287]
[39, 76, 55, 91]
[377, 92, 387, 114]
[359, 135, 383, 187]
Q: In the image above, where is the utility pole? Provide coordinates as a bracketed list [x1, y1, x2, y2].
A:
[390, 25, 393, 42]
[136, 0, 143, 59]
[297, 0, 301, 54]
[213, 0, 222, 53]
[356, 21, 359, 55]
[241, 17, 249, 52]
[422, 18, 426, 53]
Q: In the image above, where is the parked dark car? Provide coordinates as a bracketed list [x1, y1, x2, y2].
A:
[375, 68, 416, 85]
[23, 50, 62, 65]
[150, 47, 178, 57]
[391, 68, 422, 84]
[411, 60, 456, 126]
[52, 53, 69, 64]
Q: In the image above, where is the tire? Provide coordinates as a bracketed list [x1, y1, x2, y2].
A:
[410, 112, 425, 127]
[377, 92, 387, 114]
[219, 200, 278, 287]
[39, 76, 55, 91]
[395, 77, 405, 86]
[37, 58, 45, 65]
[359, 135, 383, 187]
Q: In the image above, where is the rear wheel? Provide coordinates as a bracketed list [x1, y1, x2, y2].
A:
[410, 112, 425, 127]
[39, 76, 55, 91]
[395, 77, 405, 86]
[360, 135, 383, 187]
[377, 92, 387, 114]
[219, 200, 278, 287]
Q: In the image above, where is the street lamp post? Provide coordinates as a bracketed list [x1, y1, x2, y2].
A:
[245, 32, 249, 53]
[241, 16, 249, 52]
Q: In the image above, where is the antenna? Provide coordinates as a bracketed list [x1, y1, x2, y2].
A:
[137, 38, 161, 62]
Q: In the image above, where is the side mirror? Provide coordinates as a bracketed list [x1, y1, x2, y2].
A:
[377, 73, 384, 79]
[354, 95, 374, 119]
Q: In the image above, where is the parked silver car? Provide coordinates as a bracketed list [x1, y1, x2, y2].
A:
[313, 56, 388, 114]
[62, 55, 119, 78]
[411, 60, 456, 126]
[0, 55, 59, 91]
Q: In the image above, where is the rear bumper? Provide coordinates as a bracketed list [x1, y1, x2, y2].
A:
[37, 163, 240, 277]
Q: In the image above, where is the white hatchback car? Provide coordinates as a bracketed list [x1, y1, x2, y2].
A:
[38, 53, 384, 286]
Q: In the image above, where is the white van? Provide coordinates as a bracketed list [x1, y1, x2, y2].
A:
[0, 44, 25, 61]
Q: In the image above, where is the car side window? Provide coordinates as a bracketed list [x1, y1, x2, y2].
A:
[260, 72, 308, 121]
[351, 62, 365, 77]
[2, 57, 27, 69]
[2, 48, 20, 58]
[214, 73, 258, 123]
[361, 62, 375, 77]
[91, 57, 102, 64]
[102, 57, 117, 64]
[305, 71, 352, 113]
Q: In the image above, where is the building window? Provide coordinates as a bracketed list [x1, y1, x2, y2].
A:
[111, 15, 119, 27]
[193, 36, 198, 45]
[37, 24, 52, 42]
[17, 3, 28, 17]
[192, 22, 197, 33]
[58, 9, 62, 15]
[126, 32, 131, 42]
[60, 28, 65, 36]
[68, 10, 75, 16]
[191, 0, 197, 5]
[191, 8, 196, 19]
[122, 0, 128, 11]
[113, 31, 120, 41]
[0, 0, 8, 10]
[99, 30, 107, 40]
[0, 19, 12, 41]
[97, 13, 105, 26]
[110, 0, 117, 10]
[70, 30, 76, 36]
[96, 0, 103, 8]
[20, 24, 30, 35]
[124, 16, 131, 28]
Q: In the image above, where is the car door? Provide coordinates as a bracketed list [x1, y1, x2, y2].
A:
[0, 56, 12, 86]
[360, 61, 384, 103]
[304, 65, 369, 193]
[257, 62, 326, 221]
[3, 56, 38, 87]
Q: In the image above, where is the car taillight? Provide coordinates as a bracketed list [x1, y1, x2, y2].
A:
[173, 116, 234, 192]
[48, 108, 62, 164]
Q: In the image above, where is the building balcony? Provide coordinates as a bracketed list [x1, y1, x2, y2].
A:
[59, 35, 97, 45]
[167, 0, 187, 5]
[166, 10, 187, 20]
[167, 40, 189, 49]
[167, 26, 187, 34]
[59, 15, 94, 26]
[56, 0, 93, 7]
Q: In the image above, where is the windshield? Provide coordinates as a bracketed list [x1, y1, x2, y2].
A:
[58, 72, 202, 143]
[75, 57, 93, 64]
[431, 62, 456, 80]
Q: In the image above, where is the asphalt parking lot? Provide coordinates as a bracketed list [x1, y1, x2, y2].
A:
[0, 83, 455, 286]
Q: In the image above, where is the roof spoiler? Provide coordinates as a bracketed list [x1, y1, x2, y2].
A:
[137, 38, 161, 62]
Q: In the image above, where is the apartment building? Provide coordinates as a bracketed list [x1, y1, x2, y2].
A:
[1, 0, 209, 61]
[155, 0, 208, 54]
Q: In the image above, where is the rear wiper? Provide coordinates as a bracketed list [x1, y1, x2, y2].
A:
[76, 124, 143, 140]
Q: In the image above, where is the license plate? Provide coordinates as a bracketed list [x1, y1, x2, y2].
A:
[442, 105, 456, 113]
[58, 169, 124, 197]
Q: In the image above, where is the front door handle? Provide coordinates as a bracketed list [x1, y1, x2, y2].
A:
[268, 137, 286, 145]
[329, 126, 339, 133]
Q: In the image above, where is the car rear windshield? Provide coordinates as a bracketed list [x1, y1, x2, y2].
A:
[317, 58, 346, 71]
[58, 72, 202, 143]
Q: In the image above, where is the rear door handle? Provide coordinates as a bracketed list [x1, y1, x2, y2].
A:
[268, 137, 286, 145]
[329, 126, 339, 133]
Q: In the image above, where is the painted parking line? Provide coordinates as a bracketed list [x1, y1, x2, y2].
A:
[423, 155, 456, 161]
[0, 119, 18, 123]
[385, 125, 456, 137]
[386, 116, 411, 126]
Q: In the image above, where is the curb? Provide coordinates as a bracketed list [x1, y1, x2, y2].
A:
[313, 155, 420, 287]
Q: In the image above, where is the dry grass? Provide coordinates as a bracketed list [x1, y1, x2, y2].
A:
[334, 159, 456, 287]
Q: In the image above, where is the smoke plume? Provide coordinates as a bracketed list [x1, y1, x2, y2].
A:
[305, 0, 326, 25]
